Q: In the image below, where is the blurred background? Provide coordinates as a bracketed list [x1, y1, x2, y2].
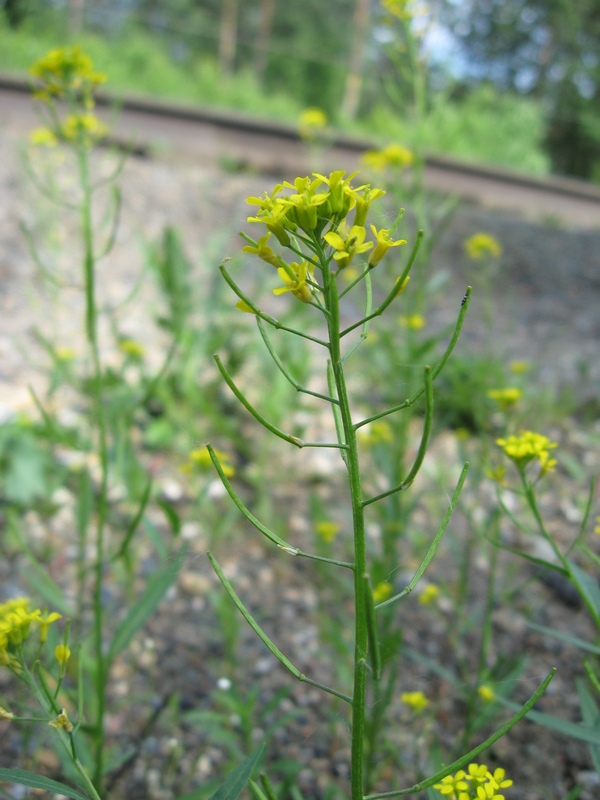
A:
[1, 0, 599, 181]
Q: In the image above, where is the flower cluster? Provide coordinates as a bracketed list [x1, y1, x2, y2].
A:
[244, 171, 406, 303]
[487, 387, 522, 410]
[29, 48, 109, 150]
[361, 143, 414, 172]
[496, 430, 558, 475]
[400, 690, 429, 713]
[299, 107, 328, 141]
[434, 762, 513, 799]
[184, 446, 235, 478]
[0, 598, 61, 670]
[29, 46, 106, 104]
[382, 0, 415, 21]
[464, 233, 502, 260]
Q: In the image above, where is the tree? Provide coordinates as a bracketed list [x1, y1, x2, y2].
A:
[341, 0, 371, 119]
[219, 0, 239, 74]
[433, 0, 600, 178]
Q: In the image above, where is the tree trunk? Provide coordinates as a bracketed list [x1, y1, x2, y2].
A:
[219, 0, 240, 75]
[254, 0, 277, 83]
[69, 0, 85, 34]
[341, 0, 370, 119]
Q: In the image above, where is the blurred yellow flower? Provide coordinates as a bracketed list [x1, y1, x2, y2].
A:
[418, 584, 440, 605]
[358, 420, 394, 446]
[400, 690, 429, 713]
[55, 644, 71, 669]
[316, 521, 340, 543]
[55, 346, 77, 361]
[487, 387, 522, 410]
[509, 360, 531, 374]
[399, 313, 425, 330]
[372, 581, 393, 604]
[29, 46, 106, 102]
[478, 684, 496, 703]
[186, 446, 235, 478]
[464, 232, 502, 260]
[299, 107, 328, 140]
[119, 339, 146, 359]
[361, 143, 414, 171]
[29, 127, 58, 147]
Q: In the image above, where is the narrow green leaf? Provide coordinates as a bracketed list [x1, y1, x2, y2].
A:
[157, 497, 182, 536]
[527, 621, 600, 655]
[207, 744, 265, 800]
[497, 695, 600, 745]
[0, 769, 89, 800]
[577, 678, 600, 773]
[208, 553, 351, 704]
[108, 548, 186, 661]
[568, 561, 600, 622]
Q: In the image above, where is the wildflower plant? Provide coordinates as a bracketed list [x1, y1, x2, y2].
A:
[493, 431, 600, 779]
[208, 171, 554, 797]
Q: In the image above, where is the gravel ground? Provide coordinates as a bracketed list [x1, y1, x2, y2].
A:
[0, 125, 600, 800]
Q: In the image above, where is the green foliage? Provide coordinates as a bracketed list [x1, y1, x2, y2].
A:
[356, 84, 550, 175]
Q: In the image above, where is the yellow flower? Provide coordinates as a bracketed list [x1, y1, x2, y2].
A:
[36, 610, 62, 643]
[29, 46, 106, 102]
[299, 107, 328, 129]
[486, 465, 507, 486]
[487, 387, 522, 410]
[29, 127, 58, 147]
[241, 233, 282, 268]
[464, 233, 502, 260]
[187, 446, 235, 478]
[594, 515, 600, 535]
[55, 346, 76, 361]
[59, 112, 109, 146]
[358, 420, 394, 446]
[509, 360, 530, 374]
[368, 225, 407, 267]
[299, 107, 328, 141]
[496, 430, 558, 475]
[55, 644, 71, 669]
[361, 143, 414, 171]
[477, 684, 495, 703]
[400, 690, 429, 713]
[0, 706, 15, 720]
[399, 313, 425, 330]
[418, 584, 440, 605]
[434, 762, 512, 800]
[324, 224, 373, 268]
[316, 521, 340, 543]
[382, 0, 414, 21]
[353, 186, 386, 227]
[372, 581, 393, 604]
[48, 708, 73, 733]
[119, 339, 146, 359]
[235, 300, 257, 314]
[274, 261, 315, 303]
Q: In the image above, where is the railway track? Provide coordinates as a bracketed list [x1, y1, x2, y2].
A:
[2, 71, 599, 229]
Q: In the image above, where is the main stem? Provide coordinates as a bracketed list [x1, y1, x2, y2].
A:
[79, 147, 109, 791]
[324, 264, 368, 800]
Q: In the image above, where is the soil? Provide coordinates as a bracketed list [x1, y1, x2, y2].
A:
[0, 125, 599, 800]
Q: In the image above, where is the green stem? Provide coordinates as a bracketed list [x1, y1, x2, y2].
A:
[323, 260, 368, 800]
[79, 145, 109, 792]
